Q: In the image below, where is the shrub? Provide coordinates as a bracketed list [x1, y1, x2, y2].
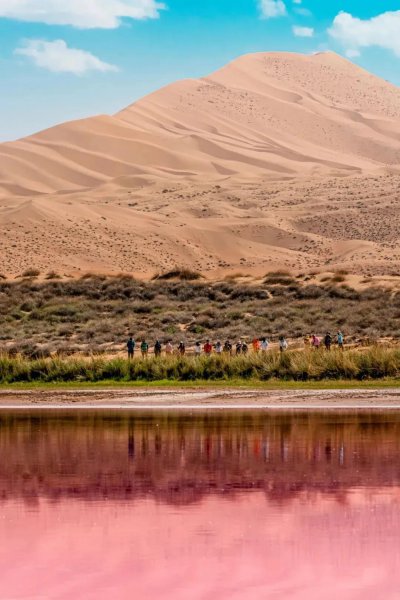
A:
[264, 271, 296, 286]
[20, 269, 40, 278]
[46, 271, 62, 280]
[153, 268, 203, 281]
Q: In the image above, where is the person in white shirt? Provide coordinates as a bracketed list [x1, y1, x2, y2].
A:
[215, 341, 222, 354]
[279, 336, 288, 353]
[260, 338, 269, 352]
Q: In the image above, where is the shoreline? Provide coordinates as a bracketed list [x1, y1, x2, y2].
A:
[0, 388, 400, 410]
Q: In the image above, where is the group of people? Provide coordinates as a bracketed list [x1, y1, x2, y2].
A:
[126, 332, 344, 358]
[307, 331, 345, 351]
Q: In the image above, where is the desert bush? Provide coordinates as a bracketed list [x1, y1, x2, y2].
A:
[20, 269, 40, 278]
[153, 268, 203, 281]
[264, 271, 296, 286]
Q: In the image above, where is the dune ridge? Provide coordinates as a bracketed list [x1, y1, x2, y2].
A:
[0, 51, 400, 277]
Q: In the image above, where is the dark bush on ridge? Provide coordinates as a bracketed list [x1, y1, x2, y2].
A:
[153, 269, 203, 281]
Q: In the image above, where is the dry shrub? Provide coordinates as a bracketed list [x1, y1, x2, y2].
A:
[20, 269, 40, 278]
[46, 271, 62, 280]
[264, 271, 296, 286]
[153, 268, 203, 281]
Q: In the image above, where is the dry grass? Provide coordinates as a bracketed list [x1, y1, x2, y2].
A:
[0, 347, 399, 383]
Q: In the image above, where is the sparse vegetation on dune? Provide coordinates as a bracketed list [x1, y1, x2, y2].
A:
[152, 268, 203, 281]
[19, 268, 41, 279]
[0, 275, 399, 358]
[0, 348, 399, 384]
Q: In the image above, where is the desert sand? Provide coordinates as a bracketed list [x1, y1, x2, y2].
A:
[1, 51, 400, 277]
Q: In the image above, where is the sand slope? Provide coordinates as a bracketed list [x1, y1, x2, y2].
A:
[1, 51, 400, 196]
[1, 51, 400, 277]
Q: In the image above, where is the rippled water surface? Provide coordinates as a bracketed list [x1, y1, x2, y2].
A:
[1, 409, 400, 599]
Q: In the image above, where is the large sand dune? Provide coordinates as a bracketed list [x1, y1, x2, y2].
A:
[1, 51, 400, 277]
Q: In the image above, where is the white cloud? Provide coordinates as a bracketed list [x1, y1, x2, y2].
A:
[329, 10, 400, 57]
[15, 39, 119, 75]
[0, 0, 165, 29]
[294, 7, 312, 17]
[292, 25, 314, 38]
[345, 49, 361, 58]
[259, 0, 287, 19]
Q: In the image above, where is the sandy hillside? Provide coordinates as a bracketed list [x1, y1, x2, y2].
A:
[0, 51, 400, 277]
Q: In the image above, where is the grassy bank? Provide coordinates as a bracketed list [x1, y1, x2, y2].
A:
[1, 348, 400, 385]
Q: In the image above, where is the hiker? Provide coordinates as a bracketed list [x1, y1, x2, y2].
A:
[223, 340, 232, 355]
[127, 336, 135, 359]
[337, 331, 344, 350]
[178, 341, 186, 356]
[279, 336, 288, 353]
[204, 340, 213, 355]
[215, 341, 223, 354]
[252, 338, 260, 353]
[311, 334, 320, 350]
[154, 340, 162, 357]
[140, 339, 149, 358]
[324, 332, 332, 351]
[194, 341, 202, 356]
[260, 338, 269, 352]
[165, 340, 173, 356]
[242, 341, 249, 355]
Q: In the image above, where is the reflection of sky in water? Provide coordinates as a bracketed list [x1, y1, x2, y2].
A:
[0, 411, 399, 599]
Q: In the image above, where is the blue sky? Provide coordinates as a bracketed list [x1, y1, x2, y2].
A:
[0, 1, 399, 141]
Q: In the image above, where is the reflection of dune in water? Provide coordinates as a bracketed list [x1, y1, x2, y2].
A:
[0, 411, 400, 505]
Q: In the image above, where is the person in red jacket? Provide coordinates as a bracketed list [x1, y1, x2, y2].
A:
[204, 340, 213, 355]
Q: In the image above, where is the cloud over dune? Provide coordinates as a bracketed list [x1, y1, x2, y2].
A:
[15, 39, 119, 75]
[329, 10, 400, 57]
[0, 0, 165, 28]
[259, 0, 287, 19]
[292, 26, 314, 38]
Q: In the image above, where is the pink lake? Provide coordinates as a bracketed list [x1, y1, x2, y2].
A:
[0, 410, 399, 599]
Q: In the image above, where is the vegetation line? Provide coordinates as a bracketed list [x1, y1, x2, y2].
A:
[1, 348, 400, 385]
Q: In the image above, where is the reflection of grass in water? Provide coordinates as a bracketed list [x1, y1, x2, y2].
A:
[1, 347, 400, 385]
[2, 409, 400, 504]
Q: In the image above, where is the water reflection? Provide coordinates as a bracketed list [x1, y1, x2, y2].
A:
[1, 411, 400, 504]
[0, 410, 399, 599]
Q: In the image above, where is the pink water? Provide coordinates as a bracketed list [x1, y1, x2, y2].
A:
[0, 410, 399, 599]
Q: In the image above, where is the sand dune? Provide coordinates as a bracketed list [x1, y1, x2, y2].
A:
[0, 51, 400, 277]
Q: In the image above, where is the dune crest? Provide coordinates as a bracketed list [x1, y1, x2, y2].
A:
[1, 51, 400, 196]
[1, 51, 400, 277]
